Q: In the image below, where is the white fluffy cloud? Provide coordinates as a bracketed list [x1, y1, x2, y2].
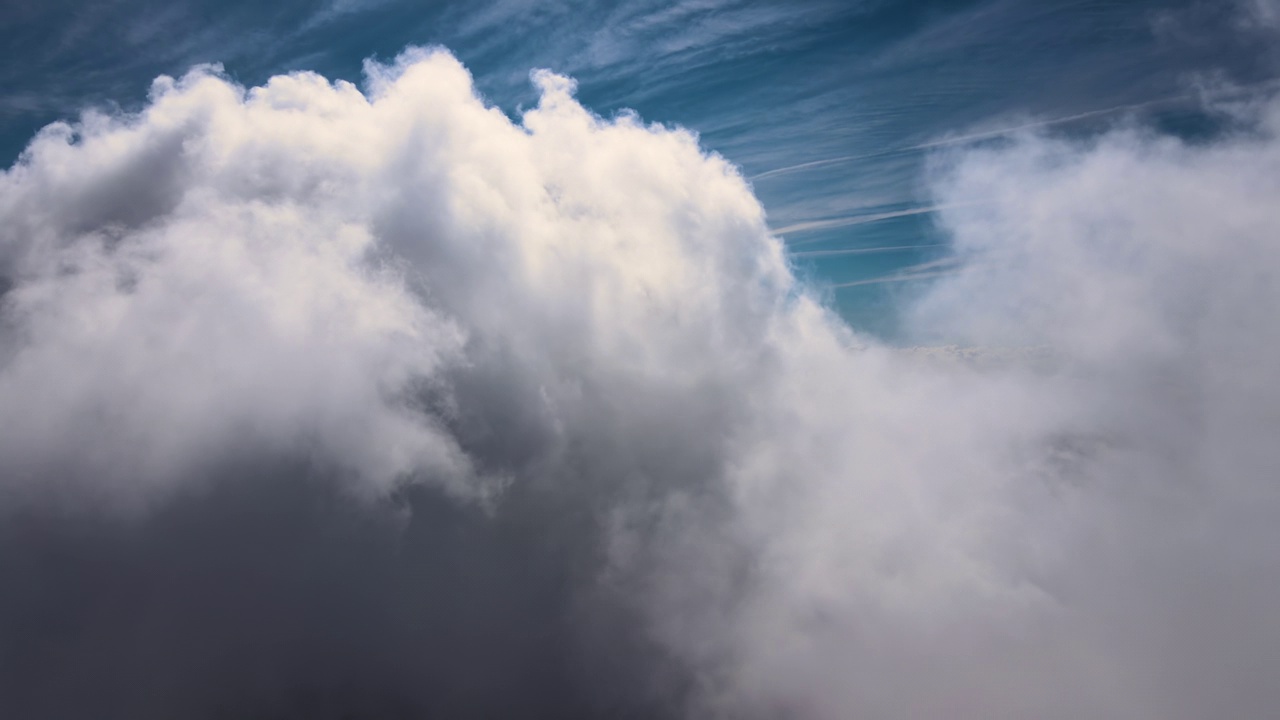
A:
[679, 107, 1280, 718]
[1, 47, 1279, 719]
[0, 48, 787, 506]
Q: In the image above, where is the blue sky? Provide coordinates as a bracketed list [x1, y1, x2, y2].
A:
[4, 4, 1280, 718]
[3, 0, 1275, 334]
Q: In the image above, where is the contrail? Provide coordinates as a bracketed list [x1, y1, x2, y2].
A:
[788, 243, 950, 258]
[831, 256, 964, 287]
[770, 205, 950, 236]
[749, 148, 905, 181]
[831, 268, 963, 288]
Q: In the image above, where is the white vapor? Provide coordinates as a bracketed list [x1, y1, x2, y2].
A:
[1, 47, 1278, 719]
[678, 106, 1280, 719]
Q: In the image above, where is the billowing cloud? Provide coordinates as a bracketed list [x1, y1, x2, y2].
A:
[0, 47, 786, 718]
[1, 47, 1278, 720]
[686, 105, 1280, 719]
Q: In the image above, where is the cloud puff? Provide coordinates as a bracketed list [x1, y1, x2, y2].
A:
[676, 104, 1280, 719]
[0, 47, 787, 718]
[0, 48, 787, 505]
[1242, 0, 1280, 28]
[1, 47, 1279, 720]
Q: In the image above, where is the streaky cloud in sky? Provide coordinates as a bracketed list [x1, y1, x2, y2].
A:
[0, 45, 1278, 720]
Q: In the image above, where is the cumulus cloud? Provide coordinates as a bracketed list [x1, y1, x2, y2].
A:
[1, 46, 1278, 720]
[0, 46, 785, 718]
[683, 108, 1280, 719]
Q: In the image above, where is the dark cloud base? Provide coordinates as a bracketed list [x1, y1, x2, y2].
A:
[0, 461, 691, 720]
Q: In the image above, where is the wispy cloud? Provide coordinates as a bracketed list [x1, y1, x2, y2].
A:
[831, 255, 965, 287]
[771, 205, 951, 236]
[789, 243, 950, 258]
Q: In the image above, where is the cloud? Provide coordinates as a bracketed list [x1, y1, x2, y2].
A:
[0, 69, 471, 506]
[1241, 0, 1280, 28]
[0, 46, 785, 718]
[676, 104, 1280, 719]
[1, 46, 1279, 720]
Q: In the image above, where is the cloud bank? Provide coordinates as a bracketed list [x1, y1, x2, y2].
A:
[1, 47, 1278, 719]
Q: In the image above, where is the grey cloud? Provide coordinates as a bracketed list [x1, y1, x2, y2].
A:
[1241, 0, 1280, 28]
[0, 460, 689, 719]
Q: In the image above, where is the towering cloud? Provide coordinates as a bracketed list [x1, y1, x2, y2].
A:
[0, 47, 1277, 719]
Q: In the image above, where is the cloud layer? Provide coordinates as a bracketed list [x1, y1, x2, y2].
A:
[1, 48, 1278, 719]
